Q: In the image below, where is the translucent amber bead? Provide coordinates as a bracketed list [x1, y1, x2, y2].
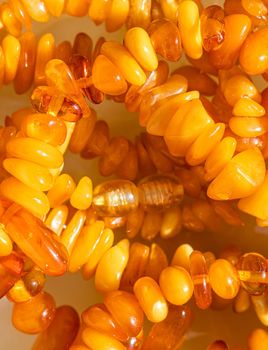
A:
[3, 158, 53, 192]
[2, 35, 21, 84]
[82, 327, 126, 350]
[237, 253, 268, 295]
[187, 51, 218, 76]
[160, 207, 182, 239]
[207, 147, 266, 200]
[127, 0, 151, 29]
[12, 291, 55, 334]
[106, 0, 129, 32]
[209, 259, 240, 299]
[148, 19, 182, 61]
[138, 174, 184, 212]
[171, 244, 194, 271]
[1, 203, 68, 276]
[69, 221, 105, 271]
[141, 211, 162, 241]
[92, 55, 128, 95]
[209, 14, 251, 70]
[0, 3, 21, 36]
[7, 279, 31, 303]
[34, 33, 55, 86]
[92, 180, 139, 217]
[32, 305, 79, 350]
[248, 329, 268, 350]
[233, 288, 250, 313]
[101, 41, 146, 86]
[55, 40, 72, 64]
[144, 243, 168, 282]
[72, 32, 92, 58]
[6, 137, 63, 168]
[141, 306, 192, 350]
[233, 98, 265, 117]
[134, 277, 168, 323]
[47, 174, 76, 208]
[207, 340, 229, 350]
[120, 242, 149, 292]
[82, 228, 114, 280]
[251, 292, 268, 326]
[70, 177, 92, 210]
[95, 239, 129, 293]
[14, 31, 37, 94]
[60, 210, 86, 253]
[44, 0, 65, 17]
[23, 268, 46, 296]
[126, 207, 144, 239]
[104, 291, 144, 337]
[0, 224, 12, 257]
[189, 250, 212, 309]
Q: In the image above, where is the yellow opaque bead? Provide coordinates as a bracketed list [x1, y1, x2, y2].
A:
[160, 207, 182, 239]
[204, 136, 237, 182]
[45, 205, 68, 236]
[65, 0, 89, 16]
[177, 0, 203, 59]
[21, 0, 49, 22]
[186, 123, 225, 166]
[95, 239, 129, 293]
[171, 244, 194, 271]
[34, 33, 55, 86]
[47, 174, 76, 208]
[209, 259, 240, 299]
[44, 0, 65, 17]
[159, 266, 194, 305]
[124, 27, 158, 71]
[134, 276, 168, 323]
[0, 46, 5, 88]
[82, 327, 126, 350]
[3, 158, 53, 192]
[106, 0, 129, 32]
[238, 171, 268, 220]
[0, 177, 50, 219]
[233, 97, 265, 117]
[207, 147, 266, 200]
[60, 210, 87, 253]
[164, 99, 214, 157]
[0, 3, 21, 37]
[88, 0, 112, 24]
[2, 35, 21, 84]
[82, 227, 114, 280]
[69, 221, 105, 272]
[70, 177, 93, 210]
[7, 280, 31, 303]
[101, 41, 146, 86]
[0, 224, 13, 256]
[6, 137, 64, 168]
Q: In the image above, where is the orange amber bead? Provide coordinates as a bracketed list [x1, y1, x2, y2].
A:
[127, 0, 151, 29]
[105, 0, 129, 32]
[160, 207, 182, 239]
[209, 259, 240, 299]
[81, 120, 109, 159]
[2, 34, 21, 84]
[229, 117, 268, 138]
[0, 252, 23, 298]
[12, 291, 56, 334]
[116, 141, 138, 181]
[144, 243, 168, 282]
[47, 174, 76, 208]
[82, 327, 126, 350]
[171, 244, 194, 271]
[0, 225, 13, 257]
[34, 33, 55, 86]
[0, 3, 21, 37]
[248, 329, 268, 350]
[22, 268, 46, 296]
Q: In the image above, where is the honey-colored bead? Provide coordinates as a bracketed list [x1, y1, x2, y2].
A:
[95, 239, 129, 293]
[233, 288, 250, 313]
[174, 168, 201, 198]
[101, 41, 146, 86]
[209, 14, 251, 69]
[43, 0, 65, 17]
[229, 117, 268, 138]
[124, 27, 158, 71]
[240, 28, 268, 75]
[127, 0, 151, 29]
[204, 136, 237, 181]
[0, 3, 21, 37]
[164, 99, 214, 156]
[140, 211, 162, 241]
[69, 221, 105, 272]
[0, 177, 50, 219]
[87, 0, 111, 24]
[248, 329, 268, 350]
[0, 252, 23, 298]
[82, 327, 126, 350]
[233, 97, 265, 117]
[70, 177, 92, 210]
[159, 266, 194, 305]
[207, 147, 266, 200]
[104, 290, 144, 337]
[23, 268, 46, 296]
[14, 31, 37, 94]
[12, 291, 55, 334]
[160, 207, 182, 239]
[82, 227, 114, 279]
[21, 0, 49, 22]
[177, 0, 202, 59]
[92, 55, 128, 95]
[209, 259, 240, 299]
[148, 18, 182, 61]
[125, 207, 144, 239]
[142, 306, 192, 350]
[81, 120, 109, 159]
[32, 305, 79, 350]
[65, 0, 89, 16]
[9, 0, 32, 30]
[251, 292, 268, 326]
[2, 35, 21, 84]
[207, 340, 229, 350]
[7, 279, 31, 303]
[34, 33, 55, 86]
[106, 0, 129, 32]
[237, 253, 268, 295]
[3, 158, 54, 192]
[0, 224, 12, 257]
[171, 244, 193, 271]
[47, 174, 76, 208]
[93, 179, 139, 217]
[134, 277, 168, 323]
[6, 137, 64, 168]
[144, 243, 168, 282]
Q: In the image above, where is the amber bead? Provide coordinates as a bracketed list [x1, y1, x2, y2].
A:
[34, 33, 55, 86]
[81, 120, 109, 159]
[0, 223, 12, 257]
[44, 0, 65, 17]
[82, 326, 126, 350]
[32, 305, 79, 350]
[9, 0, 32, 30]
[248, 329, 268, 350]
[219, 245, 242, 266]
[0, 3, 21, 36]
[251, 291, 268, 326]
[22, 268, 46, 296]
[171, 244, 194, 271]
[0, 252, 23, 298]
[148, 18, 182, 61]
[55, 40, 72, 64]
[160, 207, 182, 239]
[47, 174, 76, 208]
[12, 291, 56, 334]
[233, 288, 250, 313]
[105, 0, 129, 32]
[189, 251, 212, 309]
[237, 253, 268, 295]
[145, 243, 168, 282]
[141, 306, 192, 350]
[7, 279, 31, 303]
[21, 0, 49, 22]
[125, 207, 144, 239]
[127, 0, 151, 29]
[2, 35, 21, 84]
[209, 259, 240, 299]
[207, 340, 229, 350]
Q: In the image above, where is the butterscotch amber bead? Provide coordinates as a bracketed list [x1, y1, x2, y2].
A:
[82, 327, 126, 350]
[32, 305, 79, 350]
[237, 253, 268, 295]
[12, 292, 56, 334]
[171, 244, 194, 271]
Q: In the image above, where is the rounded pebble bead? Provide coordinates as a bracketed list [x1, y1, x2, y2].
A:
[82, 327, 126, 350]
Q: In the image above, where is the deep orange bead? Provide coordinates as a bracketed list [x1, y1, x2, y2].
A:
[0, 252, 23, 298]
